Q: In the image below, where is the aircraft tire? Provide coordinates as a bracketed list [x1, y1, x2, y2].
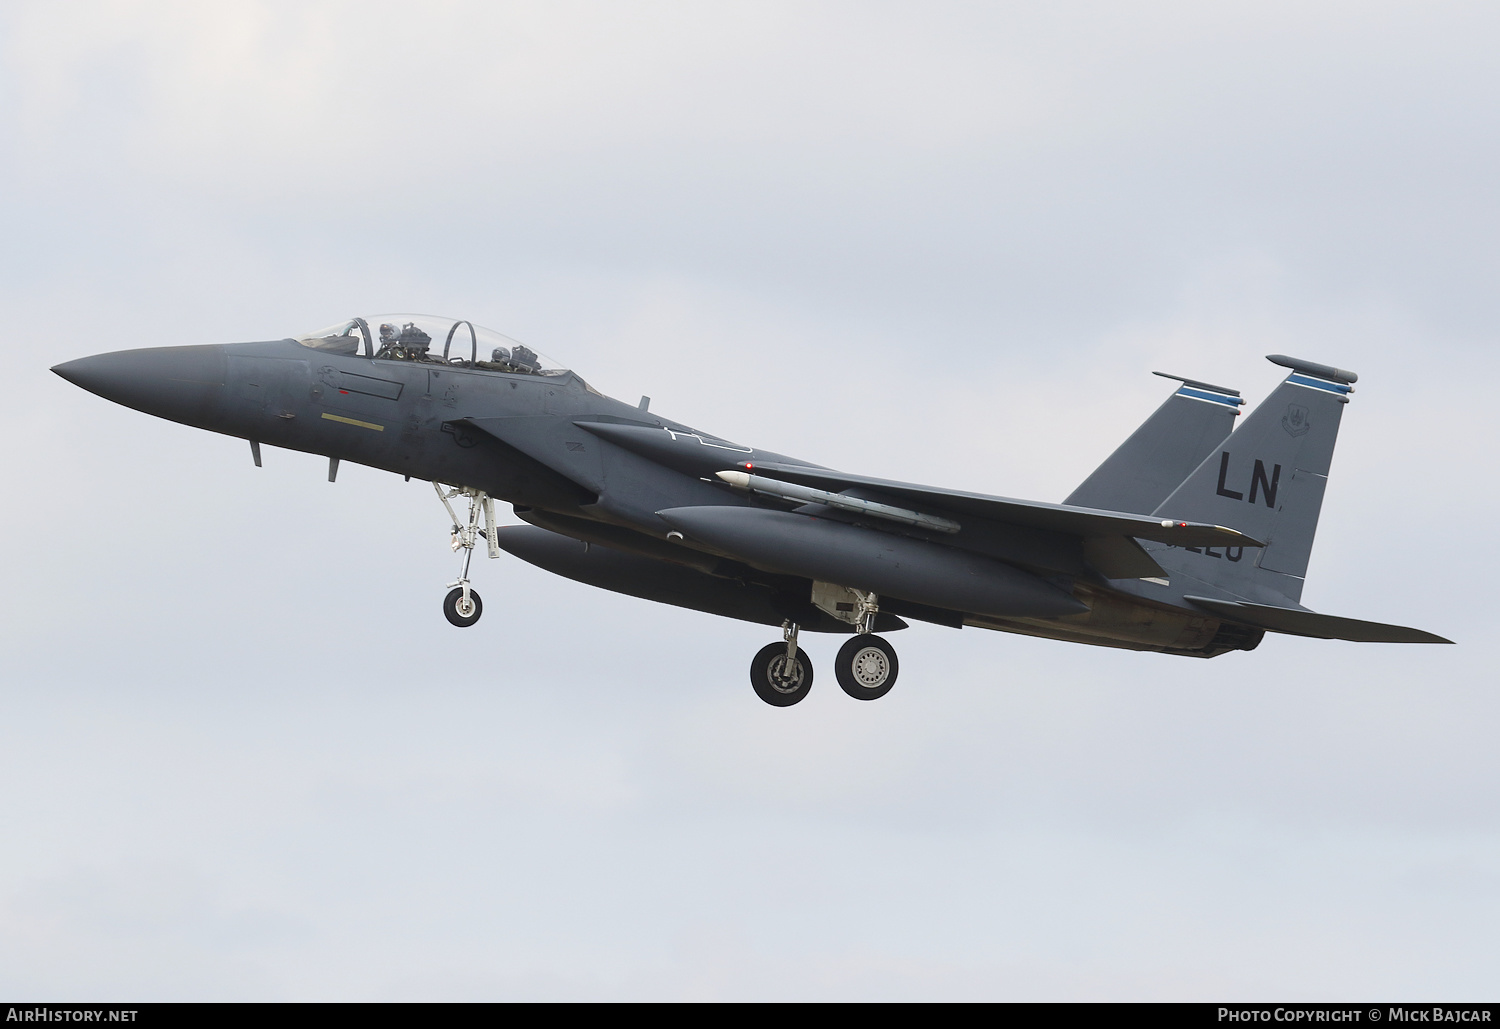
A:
[750, 642, 813, 707]
[443, 587, 483, 627]
[835, 634, 898, 700]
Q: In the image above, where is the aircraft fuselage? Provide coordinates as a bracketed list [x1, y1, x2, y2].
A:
[54, 321, 1447, 705]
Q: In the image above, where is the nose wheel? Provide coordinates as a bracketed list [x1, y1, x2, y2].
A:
[444, 587, 483, 627]
[433, 482, 498, 628]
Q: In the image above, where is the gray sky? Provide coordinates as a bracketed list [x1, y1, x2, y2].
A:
[1, 1, 1496, 1000]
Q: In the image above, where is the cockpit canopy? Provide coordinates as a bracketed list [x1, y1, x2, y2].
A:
[297, 314, 567, 377]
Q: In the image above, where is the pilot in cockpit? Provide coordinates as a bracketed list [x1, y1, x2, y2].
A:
[490, 343, 541, 374]
[379, 322, 432, 361]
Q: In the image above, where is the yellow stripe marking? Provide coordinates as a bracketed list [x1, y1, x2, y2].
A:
[321, 412, 385, 431]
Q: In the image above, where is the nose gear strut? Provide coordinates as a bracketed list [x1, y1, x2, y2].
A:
[433, 481, 498, 627]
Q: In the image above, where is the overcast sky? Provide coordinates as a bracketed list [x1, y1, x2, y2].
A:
[1, 1, 1496, 1000]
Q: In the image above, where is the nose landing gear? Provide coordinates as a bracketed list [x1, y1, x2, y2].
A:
[444, 587, 483, 627]
[433, 482, 498, 628]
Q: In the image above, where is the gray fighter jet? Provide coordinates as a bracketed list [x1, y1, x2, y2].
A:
[53, 313, 1450, 706]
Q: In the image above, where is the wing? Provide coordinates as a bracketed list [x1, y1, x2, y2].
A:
[482, 417, 1263, 582]
[739, 461, 1264, 551]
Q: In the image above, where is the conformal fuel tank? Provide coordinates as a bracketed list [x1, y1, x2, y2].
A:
[656, 506, 1087, 620]
[492, 523, 905, 633]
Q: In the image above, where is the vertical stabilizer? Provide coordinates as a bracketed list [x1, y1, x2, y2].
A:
[1148, 356, 1358, 605]
[1065, 373, 1243, 514]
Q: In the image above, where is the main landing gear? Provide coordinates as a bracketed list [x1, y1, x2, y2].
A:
[433, 482, 498, 627]
[834, 634, 898, 700]
[752, 593, 901, 707]
[750, 623, 815, 707]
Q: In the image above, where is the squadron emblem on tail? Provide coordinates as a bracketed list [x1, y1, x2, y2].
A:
[1281, 403, 1311, 437]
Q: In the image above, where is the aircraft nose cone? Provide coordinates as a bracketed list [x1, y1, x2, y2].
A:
[53, 344, 229, 426]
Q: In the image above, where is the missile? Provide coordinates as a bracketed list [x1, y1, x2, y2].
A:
[714, 469, 961, 534]
[655, 505, 1086, 620]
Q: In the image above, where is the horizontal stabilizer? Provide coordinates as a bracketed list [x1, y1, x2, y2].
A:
[738, 462, 1264, 550]
[1183, 596, 1452, 644]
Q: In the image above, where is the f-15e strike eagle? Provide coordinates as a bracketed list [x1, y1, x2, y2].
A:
[53, 314, 1450, 706]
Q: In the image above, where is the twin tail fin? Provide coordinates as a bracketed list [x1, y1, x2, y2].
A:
[1064, 373, 1243, 515]
[1148, 355, 1356, 604]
